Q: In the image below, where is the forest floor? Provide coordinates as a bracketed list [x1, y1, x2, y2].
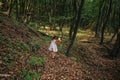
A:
[68, 40, 120, 80]
[0, 16, 120, 80]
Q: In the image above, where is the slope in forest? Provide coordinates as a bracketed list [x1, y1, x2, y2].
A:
[0, 16, 84, 80]
[0, 16, 120, 80]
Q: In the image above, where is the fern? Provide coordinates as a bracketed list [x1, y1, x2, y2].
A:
[20, 70, 40, 80]
[27, 57, 45, 66]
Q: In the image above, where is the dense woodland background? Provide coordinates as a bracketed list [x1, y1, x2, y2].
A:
[0, 0, 120, 80]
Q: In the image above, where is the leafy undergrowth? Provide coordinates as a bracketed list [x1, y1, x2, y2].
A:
[0, 16, 84, 80]
[0, 17, 45, 80]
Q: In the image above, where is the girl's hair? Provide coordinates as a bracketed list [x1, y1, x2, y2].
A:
[52, 36, 57, 40]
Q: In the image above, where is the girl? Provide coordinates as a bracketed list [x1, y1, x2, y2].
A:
[48, 36, 58, 58]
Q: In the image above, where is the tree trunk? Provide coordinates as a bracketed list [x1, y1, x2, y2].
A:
[66, 0, 85, 56]
[100, 0, 112, 45]
[108, 27, 118, 43]
[15, 0, 19, 20]
[110, 30, 120, 58]
[69, 0, 77, 40]
[95, 0, 104, 37]
[109, 5, 120, 58]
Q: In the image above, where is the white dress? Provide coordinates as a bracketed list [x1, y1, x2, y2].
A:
[48, 39, 58, 52]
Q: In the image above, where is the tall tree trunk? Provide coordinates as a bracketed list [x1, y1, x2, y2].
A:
[100, 0, 112, 45]
[8, 0, 14, 17]
[66, 0, 85, 56]
[69, 0, 77, 40]
[95, 0, 104, 37]
[109, 5, 120, 58]
[15, 0, 19, 20]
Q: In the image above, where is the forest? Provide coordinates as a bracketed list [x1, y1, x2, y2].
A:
[0, 0, 120, 80]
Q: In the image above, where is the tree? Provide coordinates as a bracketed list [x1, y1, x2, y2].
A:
[110, 29, 120, 58]
[109, 0, 120, 58]
[95, 0, 104, 37]
[100, 0, 112, 45]
[66, 0, 85, 56]
[69, 0, 78, 40]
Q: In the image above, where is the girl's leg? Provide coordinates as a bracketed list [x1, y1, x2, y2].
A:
[51, 52, 55, 58]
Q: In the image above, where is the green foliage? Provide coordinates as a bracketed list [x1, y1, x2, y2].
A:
[42, 36, 51, 44]
[13, 20, 21, 25]
[14, 41, 29, 52]
[52, 16, 72, 24]
[81, 0, 99, 26]
[28, 22, 38, 30]
[27, 57, 45, 66]
[25, 73, 32, 80]
[32, 41, 42, 53]
[6, 62, 14, 68]
[20, 70, 40, 80]
[58, 44, 63, 51]
[28, 41, 42, 54]
[3, 57, 14, 68]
